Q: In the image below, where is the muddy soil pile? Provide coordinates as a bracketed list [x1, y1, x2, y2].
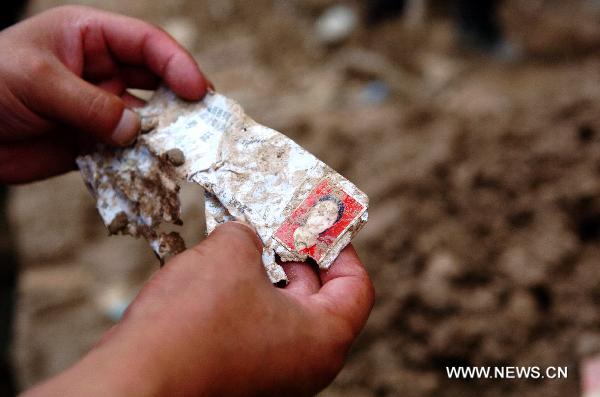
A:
[8, 1, 600, 396]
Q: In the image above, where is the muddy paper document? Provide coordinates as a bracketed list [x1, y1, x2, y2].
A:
[77, 88, 368, 284]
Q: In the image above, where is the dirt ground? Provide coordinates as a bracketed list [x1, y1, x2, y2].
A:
[6, 0, 600, 396]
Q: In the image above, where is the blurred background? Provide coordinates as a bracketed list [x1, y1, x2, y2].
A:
[2, 0, 600, 396]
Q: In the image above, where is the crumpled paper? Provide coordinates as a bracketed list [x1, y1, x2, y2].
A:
[77, 88, 368, 284]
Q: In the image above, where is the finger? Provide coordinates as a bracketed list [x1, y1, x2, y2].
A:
[166, 221, 266, 282]
[120, 66, 160, 90]
[23, 61, 140, 146]
[314, 245, 375, 335]
[89, 12, 207, 100]
[0, 134, 77, 183]
[281, 261, 321, 296]
[80, 17, 119, 81]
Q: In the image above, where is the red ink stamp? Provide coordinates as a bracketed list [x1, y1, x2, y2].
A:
[274, 179, 366, 263]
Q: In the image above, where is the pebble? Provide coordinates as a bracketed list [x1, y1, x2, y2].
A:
[165, 148, 186, 166]
[359, 80, 390, 105]
[96, 285, 133, 322]
[107, 212, 128, 235]
[140, 116, 158, 134]
[315, 5, 357, 45]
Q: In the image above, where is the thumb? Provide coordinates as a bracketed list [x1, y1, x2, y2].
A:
[25, 60, 140, 146]
[121, 221, 266, 323]
[166, 221, 266, 280]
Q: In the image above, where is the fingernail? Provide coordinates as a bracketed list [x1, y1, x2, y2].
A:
[111, 109, 140, 146]
[206, 79, 215, 93]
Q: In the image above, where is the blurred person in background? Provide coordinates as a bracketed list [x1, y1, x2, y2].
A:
[0, 5, 374, 397]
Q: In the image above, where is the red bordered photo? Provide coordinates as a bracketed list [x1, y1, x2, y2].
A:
[274, 178, 366, 263]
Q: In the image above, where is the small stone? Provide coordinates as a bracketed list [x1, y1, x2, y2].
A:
[164, 148, 185, 166]
[161, 232, 186, 255]
[107, 212, 128, 235]
[140, 116, 159, 134]
[315, 5, 357, 45]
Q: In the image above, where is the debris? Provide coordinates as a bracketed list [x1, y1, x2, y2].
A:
[333, 48, 422, 100]
[107, 211, 128, 235]
[96, 285, 133, 322]
[359, 80, 390, 105]
[154, 231, 186, 263]
[164, 148, 186, 166]
[77, 88, 369, 284]
[314, 4, 357, 45]
[140, 115, 159, 134]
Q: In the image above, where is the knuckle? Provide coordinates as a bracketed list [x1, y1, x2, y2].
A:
[44, 6, 99, 38]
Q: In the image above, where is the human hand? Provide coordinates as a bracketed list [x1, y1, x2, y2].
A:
[23, 222, 375, 397]
[0, 5, 208, 183]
